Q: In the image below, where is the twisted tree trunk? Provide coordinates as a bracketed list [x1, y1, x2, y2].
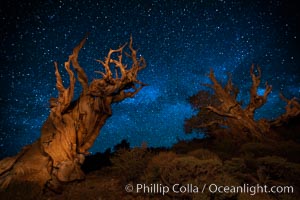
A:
[190, 65, 300, 141]
[0, 35, 146, 192]
[201, 65, 272, 140]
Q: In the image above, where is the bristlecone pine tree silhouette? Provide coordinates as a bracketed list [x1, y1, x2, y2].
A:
[0, 35, 146, 191]
[185, 65, 300, 141]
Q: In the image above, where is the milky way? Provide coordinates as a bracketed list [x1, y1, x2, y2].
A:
[0, 0, 299, 158]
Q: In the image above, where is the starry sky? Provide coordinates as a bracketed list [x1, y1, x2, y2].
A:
[0, 0, 299, 158]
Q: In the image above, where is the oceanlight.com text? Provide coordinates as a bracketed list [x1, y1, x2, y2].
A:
[125, 183, 294, 196]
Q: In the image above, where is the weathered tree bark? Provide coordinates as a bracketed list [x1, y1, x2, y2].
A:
[186, 64, 300, 141]
[0, 35, 146, 191]
[201, 65, 272, 140]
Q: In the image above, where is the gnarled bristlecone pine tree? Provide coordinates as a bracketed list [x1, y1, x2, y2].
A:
[0, 35, 146, 191]
[185, 65, 300, 141]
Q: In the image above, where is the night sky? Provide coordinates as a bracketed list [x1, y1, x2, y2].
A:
[0, 0, 299, 158]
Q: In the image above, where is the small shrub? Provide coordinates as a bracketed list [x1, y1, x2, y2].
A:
[224, 157, 247, 176]
[0, 181, 43, 200]
[111, 147, 153, 184]
[240, 142, 275, 157]
[275, 141, 300, 163]
[212, 138, 239, 159]
[144, 152, 238, 199]
[257, 156, 300, 183]
[143, 151, 177, 183]
[160, 156, 223, 184]
[187, 148, 221, 161]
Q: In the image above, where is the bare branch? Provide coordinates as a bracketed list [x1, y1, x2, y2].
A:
[279, 92, 290, 103]
[70, 34, 89, 95]
[246, 64, 272, 117]
[111, 52, 127, 81]
[94, 70, 106, 78]
[250, 64, 261, 93]
[194, 119, 227, 129]
[112, 84, 146, 103]
[96, 43, 127, 81]
[271, 94, 300, 126]
[263, 81, 272, 99]
[224, 73, 239, 99]
[54, 61, 65, 94]
[63, 59, 76, 110]
[53, 60, 75, 114]
[206, 105, 241, 119]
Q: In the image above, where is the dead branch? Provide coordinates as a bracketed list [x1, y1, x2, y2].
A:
[271, 94, 300, 126]
[246, 65, 272, 117]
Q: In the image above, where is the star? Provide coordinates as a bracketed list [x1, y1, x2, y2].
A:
[0, 0, 299, 158]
